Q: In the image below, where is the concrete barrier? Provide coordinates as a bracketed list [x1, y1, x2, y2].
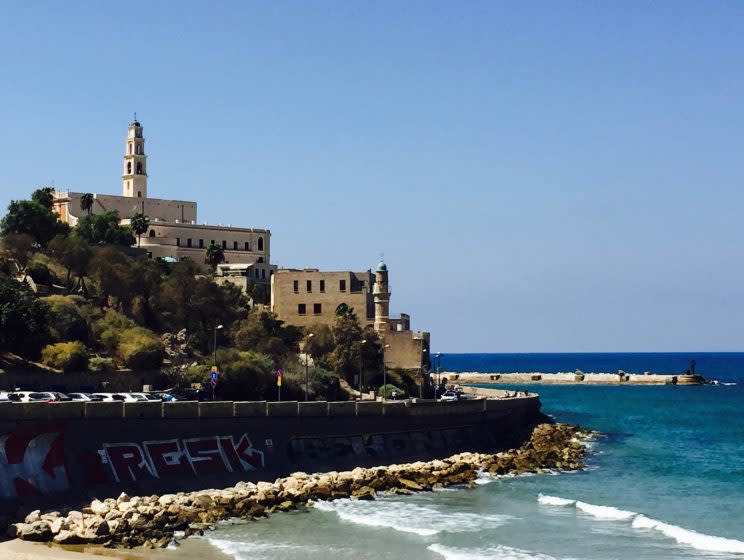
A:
[298, 401, 328, 417]
[328, 401, 356, 416]
[356, 401, 383, 416]
[199, 401, 234, 418]
[408, 400, 447, 416]
[85, 401, 124, 418]
[48, 401, 86, 419]
[163, 401, 199, 418]
[234, 401, 267, 417]
[267, 401, 298, 416]
[383, 401, 407, 416]
[123, 402, 161, 419]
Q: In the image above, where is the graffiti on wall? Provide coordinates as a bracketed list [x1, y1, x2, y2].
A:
[0, 424, 70, 498]
[99, 434, 265, 482]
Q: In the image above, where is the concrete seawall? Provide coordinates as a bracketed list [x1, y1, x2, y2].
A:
[0, 396, 546, 513]
[446, 372, 705, 385]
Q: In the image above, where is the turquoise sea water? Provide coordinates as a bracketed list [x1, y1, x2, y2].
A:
[196, 354, 744, 560]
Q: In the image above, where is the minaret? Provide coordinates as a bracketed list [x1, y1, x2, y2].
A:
[373, 259, 391, 333]
[122, 117, 148, 198]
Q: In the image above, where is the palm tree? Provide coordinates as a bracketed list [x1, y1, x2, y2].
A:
[80, 193, 94, 216]
[204, 242, 225, 273]
[130, 212, 150, 248]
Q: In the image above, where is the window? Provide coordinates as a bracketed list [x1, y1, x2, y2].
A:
[136, 144, 142, 155]
[258, 237, 264, 251]
[313, 303, 322, 315]
[233, 241, 238, 250]
[128, 143, 132, 155]
[149, 229, 156, 238]
[222, 240, 227, 249]
[176, 238, 180, 247]
[262, 269, 266, 279]
[187, 238, 192, 248]
[199, 239, 204, 248]
[127, 161, 132, 174]
[257, 256, 264, 263]
[293, 280, 299, 293]
[320, 280, 325, 292]
[137, 191, 141, 198]
[255, 269, 259, 278]
[298, 304, 306, 315]
[244, 241, 249, 251]
[339, 279, 346, 291]
[211, 240, 215, 246]
[136, 162, 143, 174]
[306, 280, 312, 293]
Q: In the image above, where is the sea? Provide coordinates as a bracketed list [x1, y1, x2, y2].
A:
[186, 353, 744, 560]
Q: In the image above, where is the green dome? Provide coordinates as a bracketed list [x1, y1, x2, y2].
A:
[376, 261, 387, 272]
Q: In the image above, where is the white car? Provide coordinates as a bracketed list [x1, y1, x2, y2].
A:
[439, 391, 459, 402]
[128, 392, 161, 402]
[9, 391, 68, 403]
[90, 393, 148, 403]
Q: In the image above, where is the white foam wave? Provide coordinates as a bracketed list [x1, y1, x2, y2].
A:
[537, 495, 744, 554]
[207, 538, 317, 560]
[475, 470, 494, 485]
[428, 543, 567, 560]
[312, 498, 512, 536]
[632, 515, 744, 554]
[537, 494, 574, 506]
[575, 501, 636, 520]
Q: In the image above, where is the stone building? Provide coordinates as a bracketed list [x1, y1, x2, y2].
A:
[52, 120, 272, 289]
[271, 261, 430, 370]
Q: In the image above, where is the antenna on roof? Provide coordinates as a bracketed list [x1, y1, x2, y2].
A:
[134, 111, 137, 122]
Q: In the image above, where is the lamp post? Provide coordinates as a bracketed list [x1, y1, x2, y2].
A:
[435, 352, 442, 400]
[212, 324, 223, 400]
[304, 332, 314, 401]
[382, 343, 390, 401]
[358, 339, 367, 400]
[420, 348, 428, 399]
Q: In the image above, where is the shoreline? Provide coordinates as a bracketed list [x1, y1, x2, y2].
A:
[445, 371, 706, 385]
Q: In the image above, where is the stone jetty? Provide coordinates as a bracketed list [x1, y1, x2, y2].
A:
[450, 371, 705, 385]
[8, 423, 592, 549]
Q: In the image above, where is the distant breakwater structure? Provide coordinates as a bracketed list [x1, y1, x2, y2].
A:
[449, 371, 706, 385]
[7, 423, 593, 549]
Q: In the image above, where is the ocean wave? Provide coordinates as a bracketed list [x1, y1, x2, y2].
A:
[428, 543, 568, 560]
[632, 515, 744, 554]
[312, 498, 513, 537]
[537, 495, 744, 554]
[207, 538, 317, 560]
[475, 470, 494, 485]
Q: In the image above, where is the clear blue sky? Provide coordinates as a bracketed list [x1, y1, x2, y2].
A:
[2, 1, 743, 352]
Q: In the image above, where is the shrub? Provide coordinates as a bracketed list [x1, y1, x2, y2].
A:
[41, 341, 89, 372]
[117, 331, 164, 370]
[46, 295, 89, 343]
[88, 356, 115, 372]
[378, 384, 405, 399]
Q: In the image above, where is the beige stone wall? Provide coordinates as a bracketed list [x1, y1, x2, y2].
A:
[383, 330, 430, 370]
[271, 269, 374, 328]
[53, 191, 197, 225]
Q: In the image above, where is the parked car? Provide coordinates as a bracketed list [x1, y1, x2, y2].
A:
[169, 388, 212, 401]
[128, 392, 162, 402]
[439, 391, 460, 402]
[67, 392, 104, 402]
[90, 393, 148, 403]
[8, 391, 70, 403]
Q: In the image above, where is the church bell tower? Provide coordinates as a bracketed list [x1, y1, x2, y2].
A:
[122, 118, 148, 198]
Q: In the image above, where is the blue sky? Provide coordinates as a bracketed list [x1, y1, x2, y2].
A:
[2, 1, 743, 352]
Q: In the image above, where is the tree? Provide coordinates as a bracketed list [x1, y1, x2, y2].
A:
[80, 193, 94, 216]
[49, 235, 92, 294]
[31, 187, 55, 210]
[0, 276, 50, 358]
[0, 233, 35, 279]
[0, 199, 70, 247]
[75, 211, 135, 246]
[330, 308, 364, 380]
[130, 212, 149, 248]
[204, 242, 225, 273]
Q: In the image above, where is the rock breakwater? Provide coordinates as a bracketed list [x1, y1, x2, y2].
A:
[8, 423, 592, 549]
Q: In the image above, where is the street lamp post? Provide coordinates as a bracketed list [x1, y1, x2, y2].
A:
[382, 343, 390, 401]
[420, 348, 428, 399]
[435, 352, 442, 400]
[304, 333, 314, 401]
[212, 324, 223, 400]
[358, 339, 367, 400]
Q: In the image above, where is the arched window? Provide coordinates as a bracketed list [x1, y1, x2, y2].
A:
[128, 143, 132, 155]
[148, 229, 156, 238]
[136, 162, 143, 174]
[257, 237, 264, 251]
[127, 161, 132, 174]
[137, 191, 141, 198]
